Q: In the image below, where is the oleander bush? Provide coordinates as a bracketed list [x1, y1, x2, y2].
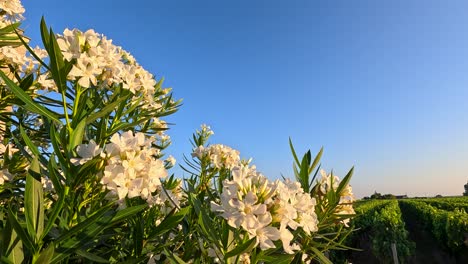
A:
[0, 1, 356, 263]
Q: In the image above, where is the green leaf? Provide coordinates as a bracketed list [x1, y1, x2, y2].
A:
[0, 71, 60, 123]
[310, 247, 332, 264]
[51, 213, 114, 263]
[7, 209, 35, 252]
[0, 22, 20, 34]
[54, 204, 113, 244]
[224, 237, 256, 258]
[3, 221, 24, 264]
[20, 125, 39, 156]
[336, 167, 354, 195]
[35, 243, 55, 264]
[308, 147, 323, 175]
[49, 125, 69, 174]
[15, 28, 50, 70]
[40, 17, 50, 49]
[256, 254, 294, 264]
[164, 249, 187, 264]
[19, 73, 34, 91]
[69, 118, 86, 153]
[25, 156, 44, 242]
[149, 206, 190, 238]
[111, 204, 147, 224]
[41, 186, 67, 241]
[76, 249, 109, 263]
[289, 138, 301, 166]
[48, 28, 67, 92]
[299, 151, 311, 193]
[47, 155, 64, 195]
[85, 95, 129, 125]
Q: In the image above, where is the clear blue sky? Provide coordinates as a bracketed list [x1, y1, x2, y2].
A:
[22, 0, 468, 198]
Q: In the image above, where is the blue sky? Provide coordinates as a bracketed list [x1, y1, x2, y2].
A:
[22, 0, 468, 198]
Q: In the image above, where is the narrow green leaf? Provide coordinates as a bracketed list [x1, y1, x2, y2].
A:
[51, 212, 114, 263]
[50, 125, 69, 173]
[54, 204, 113, 244]
[4, 221, 24, 264]
[149, 206, 190, 238]
[225, 237, 256, 258]
[0, 71, 60, 123]
[25, 156, 44, 241]
[289, 138, 300, 166]
[256, 254, 294, 264]
[299, 152, 311, 192]
[20, 125, 39, 156]
[19, 73, 34, 91]
[111, 204, 147, 224]
[47, 156, 64, 195]
[164, 249, 187, 264]
[85, 96, 129, 125]
[7, 209, 35, 252]
[48, 28, 67, 92]
[308, 147, 323, 175]
[0, 22, 20, 34]
[69, 118, 86, 153]
[310, 247, 332, 264]
[336, 167, 354, 196]
[14, 28, 50, 70]
[40, 17, 50, 49]
[76, 249, 109, 263]
[41, 186, 67, 240]
[35, 243, 54, 264]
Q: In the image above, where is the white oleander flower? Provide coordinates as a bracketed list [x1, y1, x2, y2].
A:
[192, 144, 240, 169]
[101, 131, 168, 207]
[319, 169, 355, 226]
[0, 0, 25, 20]
[71, 140, 102, 165]
[0, 169, 14, 185]
[56, 28, 165, 109]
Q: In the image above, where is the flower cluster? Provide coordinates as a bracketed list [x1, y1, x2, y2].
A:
[73, 131, 171, 207]
[318, 169, 355, 226]
[0, 0, 25, 22]
[56, 28, 166, 109]
[102, 131, 168, 206]
[212, 163, 319, 254]
[192, 144, 240, 170]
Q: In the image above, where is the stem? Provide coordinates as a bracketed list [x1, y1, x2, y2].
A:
[61, 89, 72, 132]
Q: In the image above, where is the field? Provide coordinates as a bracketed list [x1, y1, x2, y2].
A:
[332, 197, 468, 264]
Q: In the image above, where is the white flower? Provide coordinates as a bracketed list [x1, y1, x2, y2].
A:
[0, 0, 25, 20]
[165, 155, 176, 167]
[192, 144, 240, 169]
[71, 140, 102, 165]
[248, 223, 281, 250]
[68, 56, 99, 88]
[101, 131, 168, 207]
[319, 170, 355, 226]
[319, 169, 340, 194]
[0, 142, 18, 158]
[0, 169, 14, 185]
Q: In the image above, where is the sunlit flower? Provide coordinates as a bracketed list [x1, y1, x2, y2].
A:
[71, 140, 102, 165]
[100, 131, 168, 207]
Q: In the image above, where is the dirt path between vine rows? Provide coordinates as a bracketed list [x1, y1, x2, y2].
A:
[399, 204, 468, 264]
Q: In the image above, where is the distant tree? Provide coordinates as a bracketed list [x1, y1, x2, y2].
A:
[464, 181, 468, 196]
[382, 194, 396, 199]
[435, 194, 443, 198]
[370, 191, 382, 199]
[363, 196, 370, 200]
